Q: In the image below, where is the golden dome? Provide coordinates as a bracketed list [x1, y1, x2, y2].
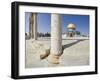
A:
[67, 23, 76, 29]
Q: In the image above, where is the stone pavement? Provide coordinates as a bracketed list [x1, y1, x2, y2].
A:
[25, 38, 89, 68]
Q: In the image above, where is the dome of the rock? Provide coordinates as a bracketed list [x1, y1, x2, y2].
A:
[67, 23, 76, 30]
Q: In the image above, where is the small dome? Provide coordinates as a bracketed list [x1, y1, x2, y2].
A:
[67, 23, 76, 29]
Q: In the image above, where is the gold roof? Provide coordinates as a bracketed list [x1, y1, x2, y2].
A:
[67, 23, 76, 29]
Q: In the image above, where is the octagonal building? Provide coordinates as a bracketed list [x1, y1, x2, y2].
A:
[67, 23, 76, 37]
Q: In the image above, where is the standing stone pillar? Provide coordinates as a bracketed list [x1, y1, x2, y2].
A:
[29, 13, 33, 39]
[29, 13, 37, 40]
[47, 13, 62, 64]
[33, 13, 37, 40]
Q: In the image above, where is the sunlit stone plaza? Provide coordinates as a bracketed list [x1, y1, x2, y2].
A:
[25, 37, 89, 68]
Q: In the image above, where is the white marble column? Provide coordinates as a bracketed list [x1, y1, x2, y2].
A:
[33, 13, 37, 40]
[47, 13, 62, 64]
[29, 13, 33, 39]
[29, 13, 37, 40]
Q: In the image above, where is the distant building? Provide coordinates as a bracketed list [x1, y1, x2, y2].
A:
[38, 32, 51, 37]
[25, 32, 30, 39]
[67, 23, 76, 37]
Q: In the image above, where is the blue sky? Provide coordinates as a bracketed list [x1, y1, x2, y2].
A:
[25, 12, 89, 35]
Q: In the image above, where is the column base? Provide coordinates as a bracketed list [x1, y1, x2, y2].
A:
[47, 54, 60, 64]
[40, 49, 50, 59]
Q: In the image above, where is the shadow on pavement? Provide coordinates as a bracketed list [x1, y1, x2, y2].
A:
[63, 39, 84, 49]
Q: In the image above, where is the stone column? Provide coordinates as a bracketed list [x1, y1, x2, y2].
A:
[29, 13, 33, 39]
[47, 13, 62, 64]
[29, 13, 37, 40]
[33, 13, 37, 40]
